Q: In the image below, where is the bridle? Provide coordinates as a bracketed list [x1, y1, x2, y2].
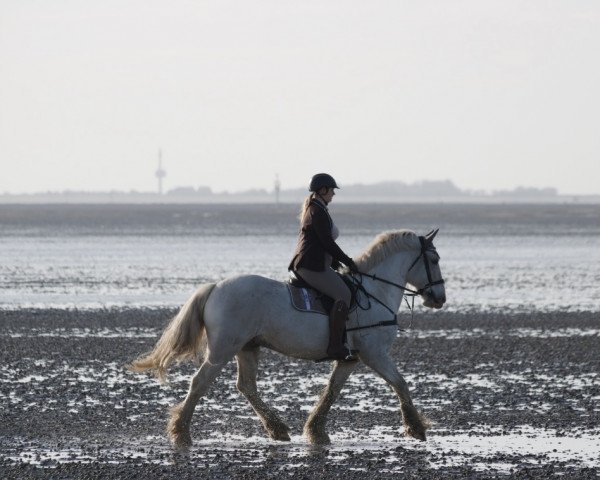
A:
[406, 235, 446, 294]
[346, 235, 445, 333]
[357, 235, 445, 296]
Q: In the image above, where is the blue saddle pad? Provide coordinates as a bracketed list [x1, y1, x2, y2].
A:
[287, 284, 330, 315]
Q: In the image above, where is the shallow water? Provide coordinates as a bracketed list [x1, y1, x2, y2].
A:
[8, 428, 598, 473]
[1, 204, 600, 312]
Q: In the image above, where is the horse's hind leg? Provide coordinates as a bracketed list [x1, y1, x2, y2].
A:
[361, 352, 430, 441]
[236, 347, 291, 441]
[304, 359, 358, 445]
[168, 359, 226, 449]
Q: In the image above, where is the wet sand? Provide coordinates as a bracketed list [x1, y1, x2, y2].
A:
[0, 309, 598, 479]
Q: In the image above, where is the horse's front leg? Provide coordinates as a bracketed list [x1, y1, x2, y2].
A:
[304, 359, 359, 445]
[361, 351, 430, 441]
[236, 347, 291, 441]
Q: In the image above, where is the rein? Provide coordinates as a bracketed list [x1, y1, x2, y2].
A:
[346, 273, 414, 333]
[356, 272, 433, 296]
[345, 238, 445, 333]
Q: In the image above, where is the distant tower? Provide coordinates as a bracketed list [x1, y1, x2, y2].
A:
[274, 174, 281, 204]
[155, 149, 166, 195]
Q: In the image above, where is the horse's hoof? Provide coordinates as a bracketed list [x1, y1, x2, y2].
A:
[405, 429, 426, 441]
[265, 420, 291, 441]
[174, 446, 190, 454]
[270, 429, 291, 442]
[305, 430, 331, 445]
[309, 436, 331, 445]
[173, 439, 192, 451]
[169, 430, 192, 450]
[172, 437, 192, 450]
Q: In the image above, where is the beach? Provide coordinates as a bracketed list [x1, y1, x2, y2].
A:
[1, 202, 599, 477]
[1, 308, 598, 479]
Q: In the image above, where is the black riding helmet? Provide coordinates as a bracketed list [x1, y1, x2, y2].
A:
[309, 173, 339, 192]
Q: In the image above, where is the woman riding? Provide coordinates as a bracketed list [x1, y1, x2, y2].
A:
[288, 173, 358, 361]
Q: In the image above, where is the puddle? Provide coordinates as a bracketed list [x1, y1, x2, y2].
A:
[7, 426, 597, 473]
[408, 327, 600, 339]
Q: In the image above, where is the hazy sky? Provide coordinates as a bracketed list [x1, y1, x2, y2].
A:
[1, 1, 599, 195]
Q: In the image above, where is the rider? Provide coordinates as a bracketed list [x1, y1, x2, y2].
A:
[288, 173, 359, 361]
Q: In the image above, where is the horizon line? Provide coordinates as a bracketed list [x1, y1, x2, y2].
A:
[2, 179, 595, 197]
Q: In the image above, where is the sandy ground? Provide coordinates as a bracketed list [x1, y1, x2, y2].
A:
[0, 308, 598, 479]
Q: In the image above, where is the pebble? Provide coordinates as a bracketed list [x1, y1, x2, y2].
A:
[0, 308, 598, 479]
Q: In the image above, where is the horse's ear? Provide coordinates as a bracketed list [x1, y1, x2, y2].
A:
[425, 228, 439, 244]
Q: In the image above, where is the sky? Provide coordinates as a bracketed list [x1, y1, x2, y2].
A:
[1, 0, 599, 195]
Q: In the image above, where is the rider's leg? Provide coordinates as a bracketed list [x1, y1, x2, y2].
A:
[326, 299, 354, 360]
[295, 266, 355, 360]
[296, 265, 351, 306]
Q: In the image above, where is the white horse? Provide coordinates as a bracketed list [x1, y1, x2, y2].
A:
[130, 229, 445, 449]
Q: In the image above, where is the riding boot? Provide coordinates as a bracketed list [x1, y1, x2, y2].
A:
[326, 300, 358, 361]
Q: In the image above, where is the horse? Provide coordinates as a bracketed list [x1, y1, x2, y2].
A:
[130, 229, 446, 449]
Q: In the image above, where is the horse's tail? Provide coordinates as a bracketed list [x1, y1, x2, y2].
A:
[129, 283, 216, 383]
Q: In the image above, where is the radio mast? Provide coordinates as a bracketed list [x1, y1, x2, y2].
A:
[155, 148, 166, 195]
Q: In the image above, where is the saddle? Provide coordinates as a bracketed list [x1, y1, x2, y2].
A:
[287, 271, 358, 315]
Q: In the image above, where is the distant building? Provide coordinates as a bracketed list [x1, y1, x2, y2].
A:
[274, 174, 281, 204]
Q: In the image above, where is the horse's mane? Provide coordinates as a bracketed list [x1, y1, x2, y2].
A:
[355, 229, 420, 272]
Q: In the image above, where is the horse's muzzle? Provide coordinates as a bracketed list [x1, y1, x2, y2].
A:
[422, 290, 446, 309]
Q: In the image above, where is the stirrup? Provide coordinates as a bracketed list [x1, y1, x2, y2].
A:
[317, 348, 359, 363]
[341, 349, 359, 361]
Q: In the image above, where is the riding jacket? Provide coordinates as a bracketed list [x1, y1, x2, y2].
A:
[288, 198, 353, 272]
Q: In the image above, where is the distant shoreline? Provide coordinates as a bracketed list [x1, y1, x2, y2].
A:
[0, 194, 598, 204]
[2, 180, 597, 204]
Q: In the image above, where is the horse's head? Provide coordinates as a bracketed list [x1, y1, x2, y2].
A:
[406, 229, 446, 309]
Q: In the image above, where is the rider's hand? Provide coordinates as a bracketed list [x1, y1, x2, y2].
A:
[348, 260, 359, 274]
